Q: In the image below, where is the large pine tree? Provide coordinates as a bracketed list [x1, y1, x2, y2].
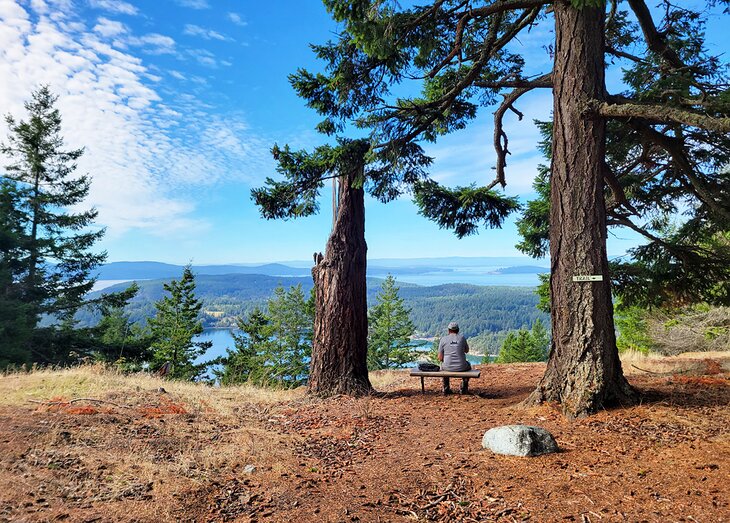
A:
[0, 86, 106, 365]
[285, 0, 729, 416]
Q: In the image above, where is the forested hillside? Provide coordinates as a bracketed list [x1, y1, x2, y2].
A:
[81, 274, 545, 337]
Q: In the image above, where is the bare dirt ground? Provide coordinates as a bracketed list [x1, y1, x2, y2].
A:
[1, 355, 728, 523]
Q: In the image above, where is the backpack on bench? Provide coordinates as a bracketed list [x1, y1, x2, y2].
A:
[417, 362, 440, 372]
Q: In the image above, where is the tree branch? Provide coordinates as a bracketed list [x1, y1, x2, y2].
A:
[626, 0, 695, 72]
[592, 100, 730, 133]
[474, 75, 552, 89]
[627, 120, 730, 222]
[425, 0, 549, 78]
[382, 6, 542, 150]
[603, 162, 639, 215]
[493, 73, 551, 187]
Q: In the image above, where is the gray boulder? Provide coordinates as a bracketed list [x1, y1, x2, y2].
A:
[482, 425, 558, 457]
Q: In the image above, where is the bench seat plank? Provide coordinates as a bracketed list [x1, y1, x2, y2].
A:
[410, 370, 481, 378]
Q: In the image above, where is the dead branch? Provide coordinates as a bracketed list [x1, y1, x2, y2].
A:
[493, 73, 551, 187]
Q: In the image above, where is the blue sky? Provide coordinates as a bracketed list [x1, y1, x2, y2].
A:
[0, 0, 726, 264]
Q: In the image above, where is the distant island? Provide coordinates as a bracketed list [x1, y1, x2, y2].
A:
[490, 266, 550, 275]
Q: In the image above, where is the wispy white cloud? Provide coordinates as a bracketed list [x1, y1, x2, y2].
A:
[90, 16, 175, 55]
[183, 24, 230, 42]
[87, 0, 138, 16]
[92, 16, 126, 37]
[0, 0, 270, 238]
[227, 12, 247, 27]
[176, 0, 209, 9]
[126, 32, 176, 54]
[187, 48, 220, 67]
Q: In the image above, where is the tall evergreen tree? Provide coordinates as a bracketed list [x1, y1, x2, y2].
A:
[218, 285, 314, 387]
[264, 284, 313, 386]
[0, 184, 34, 367]
[367, 275, 416, 370]
[283, 0, 729, 416]
[218, 307, 271, 386]
[0, 86, 106, 364]
[148, 265, 211, 380]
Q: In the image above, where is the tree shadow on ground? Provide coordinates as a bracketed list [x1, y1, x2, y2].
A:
[375, 384, 537, 401]
[633, 382, 730, 409]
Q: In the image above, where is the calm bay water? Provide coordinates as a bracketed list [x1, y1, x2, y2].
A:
[195, 328, 483, 367]
[393, 268, 542, 287]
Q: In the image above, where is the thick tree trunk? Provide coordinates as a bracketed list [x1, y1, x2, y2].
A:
[525, 1, 637, 417]
[308, 166, 372, 396]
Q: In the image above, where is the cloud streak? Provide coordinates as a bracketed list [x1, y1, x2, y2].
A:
[0, 0, 270, 238]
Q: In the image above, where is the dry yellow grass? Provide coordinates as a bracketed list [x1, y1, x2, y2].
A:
[0, 364, 305, 522]
[621, 349, 730, 375]
[0, 363, 303, 414]
[368, 369, 410, 391]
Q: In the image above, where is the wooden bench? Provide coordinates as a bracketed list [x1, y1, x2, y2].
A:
[410, 369, 481, 394]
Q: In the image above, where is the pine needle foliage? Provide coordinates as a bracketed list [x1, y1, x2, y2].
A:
[495, 319, 549, 363]
[148, 265, 212, 380]
[0, 86, 109, 366]
[367, 275, 416, 370]
[218, 285, 314, 388]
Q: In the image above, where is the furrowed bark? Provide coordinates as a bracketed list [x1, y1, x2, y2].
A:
[308, 162, 372, 397]
[525, 0, 637, 418]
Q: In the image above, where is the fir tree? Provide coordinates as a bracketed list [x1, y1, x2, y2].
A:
[92, 283, 153, 369]
[263, 284, 313, 387]
[218, 307, 271, 386]
[367, 275, 416, 370]
[0, 86, 106, 364]
[218, 285, 313, 388]
[0, 184, 34, 367]
[148, 265, 211, 380]
[496, 320, 549, 363]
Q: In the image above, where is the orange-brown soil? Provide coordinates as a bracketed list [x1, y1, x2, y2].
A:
[1, 360, 728, 522]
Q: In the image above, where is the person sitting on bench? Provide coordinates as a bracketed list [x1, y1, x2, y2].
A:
[438, 322, 471, 394]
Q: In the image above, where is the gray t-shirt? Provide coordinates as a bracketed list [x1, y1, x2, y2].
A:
[439, 333, 470, 371]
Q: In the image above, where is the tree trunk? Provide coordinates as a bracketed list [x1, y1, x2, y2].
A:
[525, 1, 637, 418]
[308, 164, 372, 396]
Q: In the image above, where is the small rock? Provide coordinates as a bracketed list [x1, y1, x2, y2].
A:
[482, 425, 558, 457]
[242, 464, 256, 474]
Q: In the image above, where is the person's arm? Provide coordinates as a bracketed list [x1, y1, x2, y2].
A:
[463, 338, 470, 354]
[438, 339, 444, 362]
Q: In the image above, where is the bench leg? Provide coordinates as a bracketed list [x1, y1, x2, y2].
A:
[461, 378, 469, 394]
[420, 376, 425, 394]
[443, 377, 451, 394]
